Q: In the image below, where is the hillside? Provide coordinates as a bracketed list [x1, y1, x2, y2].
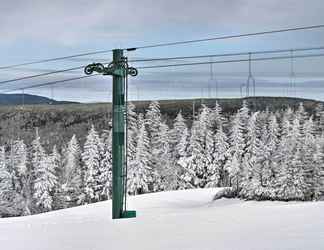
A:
[0, 96, 323, 148]
[0, 93, 77, 106]
[0, 188, 323, 250]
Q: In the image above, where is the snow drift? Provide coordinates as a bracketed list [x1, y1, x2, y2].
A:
[1, 188, 324, 250]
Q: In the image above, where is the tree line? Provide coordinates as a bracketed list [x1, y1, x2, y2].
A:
[1, 101, 324, 217]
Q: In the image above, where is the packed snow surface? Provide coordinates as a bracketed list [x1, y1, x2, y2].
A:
[1, 188, 324, 250]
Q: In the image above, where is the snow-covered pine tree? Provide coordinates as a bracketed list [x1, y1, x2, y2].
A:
[32, 130, 57, 212]
[181, 105, 213, 188]
[276, 112, 293, 194]
[260, 113, 280, 199]
[277, 117, 307, 201]
[210, 101, 226, 130]
[99, 130, 112, 200]
[6, 139, 31, 213]
[62, 135, 82, 207]
[50, 145, 63, 209]
[170, 111, 188, 162]
[315, 103, 324, 135]
[238, 100, 250, 131]
[302, 117, 318, 200]
[170, 111, 189, 189]
[10, 140, 28, 191]
[82, 125, 102, 203]
[313, 139, 324, 200]
[225, 111, 245, 191]
[180, 120, 203, 188]
[156, 121, 173, 191]
[278, 147, 307, 201]
[240, 112, 266, 199]
[145, 101, 163, 191]
[127, 102, 138, 169]
[0, 146, 25, 217]
[206, 124, 229, 187]
[0, 146, 12, 202]
[296, 102, 308, 126]
[128, 114, 151, 195]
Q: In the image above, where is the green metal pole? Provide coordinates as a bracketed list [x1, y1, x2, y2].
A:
[112, 49, 125, 219]
[84, 50, 136, 219]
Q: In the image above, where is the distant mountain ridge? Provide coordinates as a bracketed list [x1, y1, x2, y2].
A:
[0, 93, 77, 105]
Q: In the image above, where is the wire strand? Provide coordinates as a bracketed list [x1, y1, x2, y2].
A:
[126, 24, 324, 50]
[129, 46, 324, 63]
[0, 50, 113, 70]
[1, 24, 324, 70]
[0, 66, 85, 85]
[2, 74, 99, 93]
[136, 53, 324, 69]
[1, 46, 323, 87]
[3, 52, 324, 93]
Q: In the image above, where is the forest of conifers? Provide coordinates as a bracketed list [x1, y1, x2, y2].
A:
[1, 100, 324, 217]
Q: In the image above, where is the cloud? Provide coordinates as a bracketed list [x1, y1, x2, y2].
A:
[1, 0, 324, 46]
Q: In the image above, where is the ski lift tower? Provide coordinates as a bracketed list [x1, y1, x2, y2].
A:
[84, 49, 138, 219]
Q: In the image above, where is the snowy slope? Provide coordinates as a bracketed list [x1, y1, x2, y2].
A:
[1, 188, 324, 250]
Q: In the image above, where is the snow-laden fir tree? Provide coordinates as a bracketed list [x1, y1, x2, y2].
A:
[128, 114, 151, 195]
[225, 112, 245, 191]
[99, 130, 112, 200]
[145, 101, 163, 191]
[238, 100, 250, 131]
[240, 112, 266, 199]
[62, 135, 82, 206]
[313, 138, 324, 200]
[277, 117, 307, 201]
[301, 117, 317, 199]
[0, 146, 24, 217]
[182, 105, 213, 188]
[206, 124, 229, 187]
[9, 140, 28, 192]
[266, 114, 280, 177]
[315, 103, 324, 135]
[211, 101, 226, 130]
[180, 120, 202, 188]
[127, 102, 138, 168]
[82, 125, 103, 203]
[32, 130, 57, 212]
[0, 146, 12, 202]
[6, 139, 31, 214]
[50, 145, 63, 209]
[170, 111, 188, 189]
[156, 121, 173, 191]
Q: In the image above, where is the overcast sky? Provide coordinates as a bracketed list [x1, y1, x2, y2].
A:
[0, 0, 324, 102]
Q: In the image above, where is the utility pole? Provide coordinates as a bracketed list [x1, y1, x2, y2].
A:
[84, 49, 137, 219]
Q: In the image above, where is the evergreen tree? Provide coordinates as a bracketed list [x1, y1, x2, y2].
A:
[128, 114, 151, 195]
[0, 146, 12, 202]
[32, 131, 57, 212]
[62, 135, 82, 206]
[277, 117, 307, 200]
[170, 112, 189, 189]
[206, 124, 229, 187]
[50, 145, 63, 209]
[180, 120, 204, 188]
[127, 102, 138, 168]
[313, 141, 324, 200]
[240, 112, 266, 198]
[99, 130, 112, 200]
[145, 101, 162, 190]
[302, 117, 317, 199]
[156, 122, 173, 191]
[211, 101, 226, 130]
[226, 112, 245, 191]
[82, 125, 102, 203]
